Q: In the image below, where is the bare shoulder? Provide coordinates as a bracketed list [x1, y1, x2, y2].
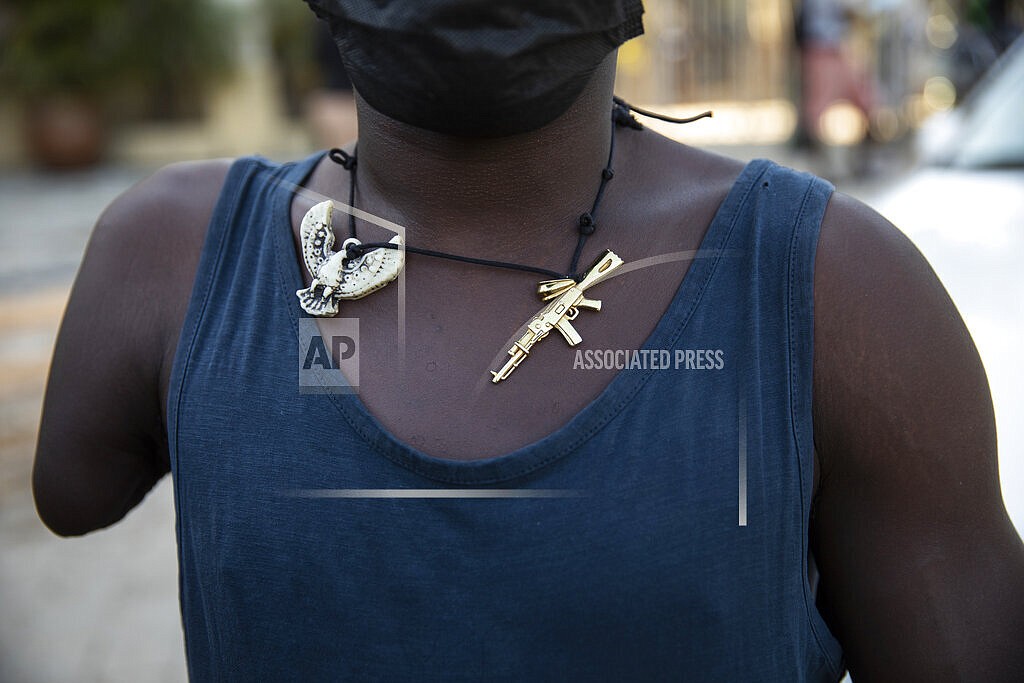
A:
[34, 158, 234, 536]
[810, 191, 1024, 679]
[633, 128, 747, 188]
[85, 158, 235, 370]
[814, 190, 934, 302]
[811, 190, 988, 474]
[621, 127, 748, 231]
[92, 158, 234, 263]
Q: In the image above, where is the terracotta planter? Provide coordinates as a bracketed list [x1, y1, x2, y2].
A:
[25, 96, 107, 169]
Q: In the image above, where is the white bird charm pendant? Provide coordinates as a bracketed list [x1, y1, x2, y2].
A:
[295, 200, 404, 316]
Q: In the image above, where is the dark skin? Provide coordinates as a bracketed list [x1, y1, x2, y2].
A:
[34, 55, 1024, 679]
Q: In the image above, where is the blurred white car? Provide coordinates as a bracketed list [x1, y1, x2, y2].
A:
[871, 37, 1024, 532]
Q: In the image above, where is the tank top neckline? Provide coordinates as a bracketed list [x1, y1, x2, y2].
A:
[271, 151, 771, 485]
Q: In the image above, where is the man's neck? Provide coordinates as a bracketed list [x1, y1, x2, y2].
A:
[351, 56, 619, 262]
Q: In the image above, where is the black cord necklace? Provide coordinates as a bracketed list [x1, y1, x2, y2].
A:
[295, 97, 711, 382]
[323, 98, 712, 282]
[329, 101, 615, 282]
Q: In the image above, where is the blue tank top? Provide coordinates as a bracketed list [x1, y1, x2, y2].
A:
[168, 152, 845, 681]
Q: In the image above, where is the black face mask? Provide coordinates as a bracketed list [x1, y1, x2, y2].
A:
[304, 0, 644, 137]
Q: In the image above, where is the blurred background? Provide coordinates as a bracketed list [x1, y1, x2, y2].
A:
[1, 1, 1022, 680]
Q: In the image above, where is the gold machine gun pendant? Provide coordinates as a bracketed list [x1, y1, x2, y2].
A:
[491, 250, 624, 383]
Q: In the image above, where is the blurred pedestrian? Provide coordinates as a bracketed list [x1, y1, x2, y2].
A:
[794, 0, 874, 146]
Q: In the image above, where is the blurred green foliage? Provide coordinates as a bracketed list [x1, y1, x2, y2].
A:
[1, 0, 236, 116]
[262, 0, 322, 116]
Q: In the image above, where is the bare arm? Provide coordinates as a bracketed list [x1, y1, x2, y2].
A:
[33, 159, 231, 536]
[812, 193, 1024, 680]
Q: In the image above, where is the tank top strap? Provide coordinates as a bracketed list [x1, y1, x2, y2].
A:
[725, 159, 840, 672]
[738, 160, 834, 486]
[168, 152, 323, 473]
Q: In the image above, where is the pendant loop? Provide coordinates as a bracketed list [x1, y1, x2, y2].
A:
[295, 201, 405, 317]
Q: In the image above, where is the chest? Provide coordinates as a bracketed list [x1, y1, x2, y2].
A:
[305, 233, 708, 459]
[282, 145, 749, 460]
